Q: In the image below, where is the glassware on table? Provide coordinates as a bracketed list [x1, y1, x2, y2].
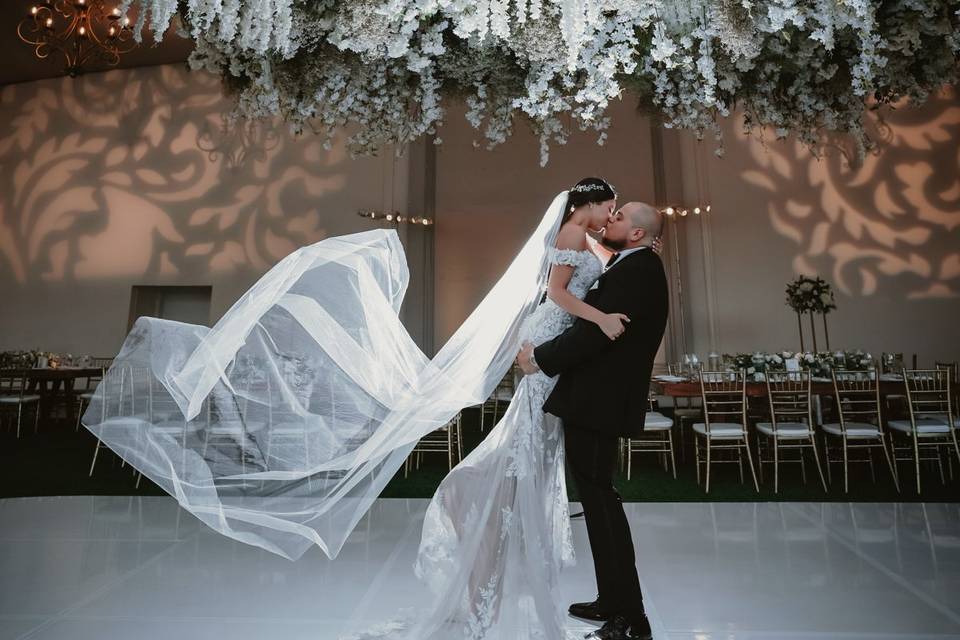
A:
[707, 351, 720, 370]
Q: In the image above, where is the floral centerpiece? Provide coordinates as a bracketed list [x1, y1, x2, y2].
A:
[0, 350, 74, 369]
[120, 1, 960, 165]
[785, 275, 837, 352]
[0, 350, 38, 368]
[723, 349, 874, 380]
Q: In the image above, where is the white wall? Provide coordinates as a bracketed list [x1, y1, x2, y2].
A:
[676, 87, 960, 364]
[0, 64, 412, 357]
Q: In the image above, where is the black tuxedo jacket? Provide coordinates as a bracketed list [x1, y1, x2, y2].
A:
[534, 248, 668, 438]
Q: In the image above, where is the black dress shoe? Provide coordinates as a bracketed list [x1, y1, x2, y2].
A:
[568, 597, 610, 622]
[583, 614, 652, 640]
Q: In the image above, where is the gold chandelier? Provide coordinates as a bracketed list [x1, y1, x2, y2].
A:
[17, 0, 137, 77]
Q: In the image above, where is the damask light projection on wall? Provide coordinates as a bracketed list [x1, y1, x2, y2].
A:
[0, 64, 381, 287]
[741, 87, 959, 300]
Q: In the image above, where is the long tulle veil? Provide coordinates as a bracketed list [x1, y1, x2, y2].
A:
[82, 192, 569, 560]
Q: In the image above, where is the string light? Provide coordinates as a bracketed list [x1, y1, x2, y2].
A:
[660, 203, 712, 219]
[357, 210, 434, 227]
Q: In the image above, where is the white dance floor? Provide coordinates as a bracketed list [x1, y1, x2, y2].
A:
[1, 496, 958, 640]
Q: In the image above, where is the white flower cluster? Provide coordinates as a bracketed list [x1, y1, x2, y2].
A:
[126, 0, 960, 164]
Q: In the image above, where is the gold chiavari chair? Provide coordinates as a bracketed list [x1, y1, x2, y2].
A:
[89, 365, 185, 488]
[756, 370, 827, 493]
[74, 367, 106, 431]
[693, 369, 759, 493]
[936, 361, 959, 435]
[89, 364, 128, 478]
[667, 363, 702, 462]
[889, 369, 959, 494]
[622, 393, 676, 480]
[405, 412, 463, 477]
[821, 368, 899, 493]
[0, 370, 41, 437]
[480, 366, 517, 431]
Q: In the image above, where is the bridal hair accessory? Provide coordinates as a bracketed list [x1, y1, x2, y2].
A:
[570, 183, 610, 194]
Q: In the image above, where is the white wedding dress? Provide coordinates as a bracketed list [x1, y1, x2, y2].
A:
[344, 247, 602, 640]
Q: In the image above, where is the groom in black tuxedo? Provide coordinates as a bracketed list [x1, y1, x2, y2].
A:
[518, 202, 668, 640]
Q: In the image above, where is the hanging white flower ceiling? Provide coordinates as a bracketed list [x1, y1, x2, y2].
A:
[120, 1, 957, 165]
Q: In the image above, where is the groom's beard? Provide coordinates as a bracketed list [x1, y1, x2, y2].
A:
[600, 236, 627, 251]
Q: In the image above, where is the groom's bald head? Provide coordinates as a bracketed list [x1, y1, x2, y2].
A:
[623, 202, 663, 242]
[602, 201, 663, 250]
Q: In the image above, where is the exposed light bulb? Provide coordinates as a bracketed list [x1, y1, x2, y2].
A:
[693, 207, 701, 215]
[385, 214, 393, 221]
[421, 218, 430, 226]
[665, 207, 675, 216]
[706, 204, 712, 212]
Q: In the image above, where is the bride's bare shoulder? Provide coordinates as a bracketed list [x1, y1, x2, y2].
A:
[555, 221, 588, 251]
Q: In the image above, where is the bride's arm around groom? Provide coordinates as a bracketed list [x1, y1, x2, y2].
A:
[520, 201, 668, 438]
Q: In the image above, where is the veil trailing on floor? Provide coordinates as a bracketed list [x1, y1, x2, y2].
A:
[82, 192, 568, 561]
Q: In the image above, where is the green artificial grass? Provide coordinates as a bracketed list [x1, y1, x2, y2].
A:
[2, 407, 957, 502]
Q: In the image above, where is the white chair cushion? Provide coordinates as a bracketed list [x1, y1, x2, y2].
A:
[693, 422, 745, 439]
[930, 413, 959, 428]
[821, 422, 881, 438]
[756, 422, 813, 439]
[888, 418, 950, 434]
[0, 394, 41, 403]
[644, 412, 673, 430]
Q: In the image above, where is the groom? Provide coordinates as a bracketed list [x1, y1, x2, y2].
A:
[517, 202, 668, 640]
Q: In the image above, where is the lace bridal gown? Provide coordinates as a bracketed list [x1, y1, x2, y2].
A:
[348, 247, 603, 640]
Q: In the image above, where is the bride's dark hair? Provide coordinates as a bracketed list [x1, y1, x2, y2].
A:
[563, 177, 617, 223]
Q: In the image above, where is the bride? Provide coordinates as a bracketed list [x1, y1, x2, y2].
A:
[356, 177, 623, 640]
[82, 178, 624, 639]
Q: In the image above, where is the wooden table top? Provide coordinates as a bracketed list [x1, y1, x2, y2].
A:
[2, 367, 103, 379]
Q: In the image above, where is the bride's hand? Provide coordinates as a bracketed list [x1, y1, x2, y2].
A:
[651, 236, 664, 255]
[598, 313, 630, 340]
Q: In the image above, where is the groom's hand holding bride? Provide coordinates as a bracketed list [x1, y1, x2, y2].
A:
[516, 341, 538, 375]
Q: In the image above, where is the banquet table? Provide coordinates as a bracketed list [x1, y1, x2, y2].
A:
[5, 367, 103, 423]
[653, 378, 908, 398]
